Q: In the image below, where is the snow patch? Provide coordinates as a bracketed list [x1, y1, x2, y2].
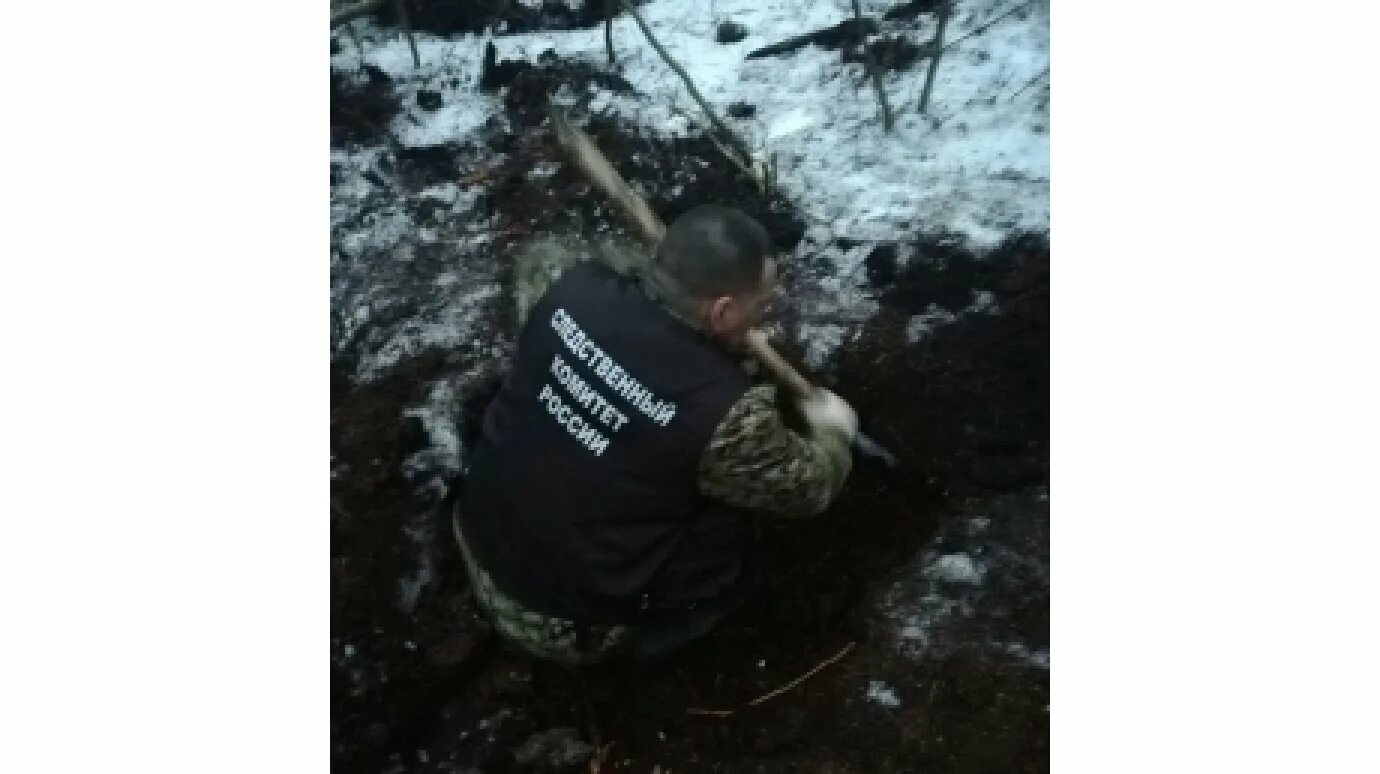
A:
[905, 289, 1003, 343]
[354, 284, 504, 381]
[924, 553, 986, 585]
[906, 304, 959, 343]
[866, 680, 902, 708]
[402, 380, 466, 490]
[871, 490, 1048, 669]
[797, 322, 849, 370]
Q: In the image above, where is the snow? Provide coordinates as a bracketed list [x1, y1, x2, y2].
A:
[871, 488, 1048, 670]
[332, 0, 1048, 245]
[796, 322, 850, 370]
[402, 379, 466, 488]
[906, 303, 959, 343]
[905, 288, 1002, 344]
[865, 680, 903, 708]
[331, 0, 1046, 374]
[924, 552, 986, 584]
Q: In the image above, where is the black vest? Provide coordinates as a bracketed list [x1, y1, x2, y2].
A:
[460, 262, 755, 624]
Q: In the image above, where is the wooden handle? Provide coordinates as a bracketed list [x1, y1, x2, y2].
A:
[549, 107, 666, 245]
[745, 329, 817, 398]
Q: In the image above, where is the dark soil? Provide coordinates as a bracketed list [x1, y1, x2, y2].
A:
[716, 21, 750, 44]
[332, 68, 402, 147]
[330, 230, 1048, 771]
[725, 101, 756, 119]
[841, 36, 929, 73]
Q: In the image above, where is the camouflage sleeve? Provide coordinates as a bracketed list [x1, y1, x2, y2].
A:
[697, 383, 854, 518]
[511, 236, 649, 327]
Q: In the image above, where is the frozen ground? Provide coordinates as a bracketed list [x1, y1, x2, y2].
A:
[331, 0, 1047, 385]
[333, 0, 1049, 245]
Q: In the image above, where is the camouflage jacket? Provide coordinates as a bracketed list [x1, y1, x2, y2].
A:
[511, 236, 853, 518]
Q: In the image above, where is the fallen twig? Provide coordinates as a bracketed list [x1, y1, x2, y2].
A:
[330, 0, 385, 28]
[685, 642, 858, 717]
[604, 0, 617, 66]
[686, 707, 735, 717]
[1009, 65, 1049, 102]
[918, 0, 951, 114]
[392, 0, 420, 69]
[940, 0, 1033, 54]
[748, 641, 856, 707]
[619, 0, 754, 170]
[850, 1, 894, 132]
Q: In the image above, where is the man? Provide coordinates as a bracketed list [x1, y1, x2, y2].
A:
[455, 205, 859, 665]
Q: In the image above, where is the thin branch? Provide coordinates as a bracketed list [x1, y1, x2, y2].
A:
[747, 641, 856, 707]
[850, 0, 893, 132]
[605, 0, 617, 66]
[1009, 65, 1049, 102]
[392, 0, 420, 69]
[331, 0, 386, 28]
[344, 21, 366, 62]
[918, 0, 951, 115]
[619, 0, 754, 168]
[940, 0, 1033, 54]
[684, 642, 857, 717]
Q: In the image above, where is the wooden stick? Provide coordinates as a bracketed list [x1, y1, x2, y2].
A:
[605, 0, 617, 66]
[620, 0, 754, 167]
[748, 641, 856, 706]
[1009, 65, 1049, 102]
[392, 0, 420, 69]
[918, 0, 951, 115]
[686, 642, 857, 717]
[850, 0, 893, 132]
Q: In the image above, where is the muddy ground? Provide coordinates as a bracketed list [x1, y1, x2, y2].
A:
[331, 12, 1048, 772]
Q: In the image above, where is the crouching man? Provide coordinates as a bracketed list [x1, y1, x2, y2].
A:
[455, 205, 858, 665]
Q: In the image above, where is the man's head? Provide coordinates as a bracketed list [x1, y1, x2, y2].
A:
[651, 205, 777, 343]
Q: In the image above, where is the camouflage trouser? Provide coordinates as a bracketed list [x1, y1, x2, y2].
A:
[452, 506, 630, 666]
[453, 505, 734, 666]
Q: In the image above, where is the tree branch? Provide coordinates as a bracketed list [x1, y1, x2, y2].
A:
[850, 0, 893, 132]
[1009, 65, 1049, 102]
[940, 0, 1033, 54]
[392, 0, 420, 69]
[918, 0, 951, 114]
[619, 0, 754, 168]
[605, 0, 617, 66]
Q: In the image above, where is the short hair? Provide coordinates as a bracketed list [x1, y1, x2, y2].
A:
[653, 205, 772, 299]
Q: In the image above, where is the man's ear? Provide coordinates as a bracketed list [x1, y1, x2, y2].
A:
[707, 296, 734, 332]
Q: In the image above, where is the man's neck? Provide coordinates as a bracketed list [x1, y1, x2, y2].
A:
[639, 266, 705, 332]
